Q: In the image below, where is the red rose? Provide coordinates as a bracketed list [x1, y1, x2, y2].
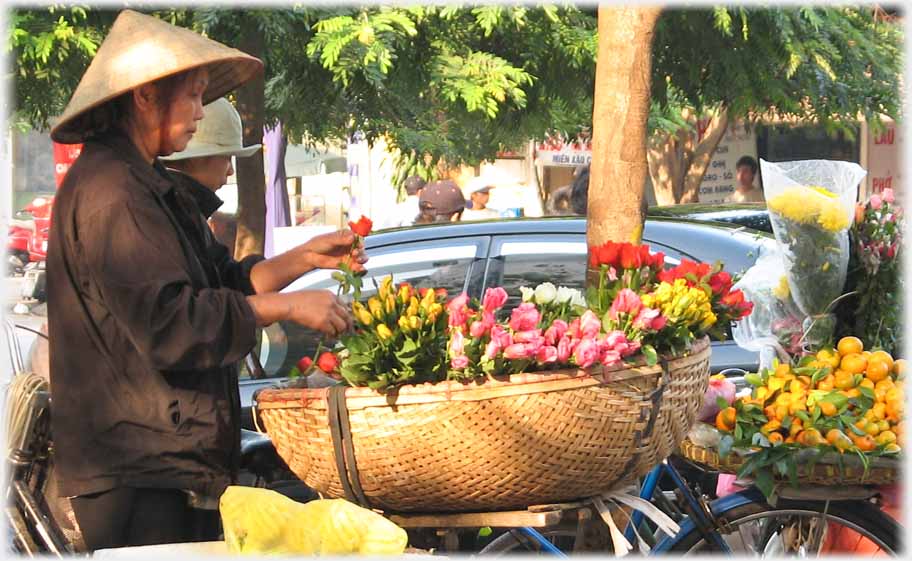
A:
[637, 245, 652, 268]
[348, 215, 373, 237]
[435, 288, 448, 298]
[722, 289, 753, 319]
[709, 271, 733, 296]
[316, 352, 340, 374]
[651, 252, 665, 270]
[296, 356, 313, 372]
[619, 243, 641, 270]
[601, 242, 620, 268]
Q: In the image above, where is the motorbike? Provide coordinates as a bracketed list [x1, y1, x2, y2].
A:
[7, 196, 53, 273]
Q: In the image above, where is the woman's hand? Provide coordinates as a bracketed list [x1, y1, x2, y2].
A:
[305, 230, 368, 273]
[285, 290, 353, 337]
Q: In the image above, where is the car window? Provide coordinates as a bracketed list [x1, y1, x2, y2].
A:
[487, 235, 684, 317]
[248, 237, 489, 379]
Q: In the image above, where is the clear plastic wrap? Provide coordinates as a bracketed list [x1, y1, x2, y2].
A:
[732, 245, 805, 369]
[760, 159, 866, 349]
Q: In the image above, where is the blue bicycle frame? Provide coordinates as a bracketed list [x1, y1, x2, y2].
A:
[516, 460, 732, 554]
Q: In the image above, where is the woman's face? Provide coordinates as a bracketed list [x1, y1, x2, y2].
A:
[158, 70, 208, 156]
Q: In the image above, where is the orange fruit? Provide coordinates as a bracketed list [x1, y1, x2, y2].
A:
[837, 336, 864, 357]
[834, 370, 857, 390]
[785, 436, 796, 444]
[844, 388, 862, 399]
[764, 405, 777, 420]
[775, 363, 792, 377]
[840, 354, 868, 375]
[826, 429, 855, 452]
[789, 420, 804, 437]
[768, 432, 784, 445]
[817, 374, 836, 392]
[865, 359, 891, 383]
[816, 349, 842, 370]
[789, 380, 807, 394]
[800, 428, 825, 446]
[760, 420, 782, 436]
[789, 400, 808, 415]
[872, 402, 887, 420]
[775, 392, 793, 407]
[819, 401, 838, 417]
[885, 443, 901, 454]
[852, 434, 877, 452]
[894, 359, 907, 379]
[716, 407, 737, 431]
[798, 375, 813, 387]
[870, 350, 895, 372]
[876, 431, 897, 446]
[859, 378, 876, 390]
[878, 420, 891, 433]
[886, 401, 903, 422]
[863, 421, 881, 436]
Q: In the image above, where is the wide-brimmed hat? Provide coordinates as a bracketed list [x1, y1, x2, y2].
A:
[50, 10, 263, 144]
[419, 180, 467, 216]
[160, 98, 260, 161]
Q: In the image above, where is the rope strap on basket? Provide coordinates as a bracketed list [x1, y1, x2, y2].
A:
[327, 385, 372, 508]
[614, 359, 671, 484]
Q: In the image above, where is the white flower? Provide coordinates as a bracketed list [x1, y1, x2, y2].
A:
[556, 286, 575, 304]
[570, 290, 587, 308]
[534, 282, 558, 306]
[519, 286, 535, 302]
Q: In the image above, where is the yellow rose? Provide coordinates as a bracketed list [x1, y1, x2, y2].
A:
[409, 316, 422, 330]
[379, 276, 393, 299]
[385, 295, 396, 314]
[398, 316, 411, 332]
[377, 324, 393, 340]
[368, 297, 384, 320]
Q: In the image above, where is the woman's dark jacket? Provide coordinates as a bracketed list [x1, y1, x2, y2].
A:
[47, 130, 263, 499]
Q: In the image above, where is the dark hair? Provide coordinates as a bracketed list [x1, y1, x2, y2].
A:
[736, 156, 758, 174]
[78, 69, 202, 141]
[570, 165, 590, 215]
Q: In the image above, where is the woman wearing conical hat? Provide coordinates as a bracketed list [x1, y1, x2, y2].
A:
[46, 11, 362, 550]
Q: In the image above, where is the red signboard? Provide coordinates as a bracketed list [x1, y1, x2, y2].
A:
[53, 142, 83, 188]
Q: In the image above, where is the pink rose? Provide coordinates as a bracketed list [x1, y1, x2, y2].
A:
[513, 329, 543, 344]
[870, 194, 883, 210]
[469, 319, 489, 338]
[609, 288, 642, 319]
[580, 310, 602, 339]
[604, 330, 627, 348]
[451, 355, 469, 369]
[509, 302, 541, 332]
[482, 340, 501, 361]
[447, 293, 471, 328]
[621, 339, 641, 357]
[633, 307, 663, 331]
[573, 338, 601, 369]
[883, 188, 895, 204]
[449, 329, 465, 358]
[601, 350, 622, 367]
[504, 343, 535, 360]
[651, 315, 668, 331]
[567, 318, 582, 339]
[482, 287, 509, 311]
[536, 345, 558, 363]
[556, 336, 574, 363]
[544, 320, 569, 346]
[491, 325, 513, 348]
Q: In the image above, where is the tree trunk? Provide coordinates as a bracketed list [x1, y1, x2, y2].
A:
[587, 6, 661, 256]
[233, 17, 267, 260]
[648, 106, 729, 205]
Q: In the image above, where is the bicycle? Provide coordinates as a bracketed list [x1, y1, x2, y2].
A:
[469, 455, 901, 555]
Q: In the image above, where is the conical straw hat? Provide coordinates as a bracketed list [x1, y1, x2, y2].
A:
[51, 10, 263, 144]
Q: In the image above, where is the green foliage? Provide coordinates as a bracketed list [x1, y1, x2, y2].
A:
[8, 6, 902, 185]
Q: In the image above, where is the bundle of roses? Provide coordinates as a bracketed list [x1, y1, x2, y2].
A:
[338, 276, 450, 390]
[587, 241, 666, 317]
[447, 284, 644, 378]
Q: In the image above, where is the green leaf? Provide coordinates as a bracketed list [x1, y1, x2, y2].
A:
[643, 344, 658, 366]
[755, 468, 775, 498]
[716, 396, 730, 411]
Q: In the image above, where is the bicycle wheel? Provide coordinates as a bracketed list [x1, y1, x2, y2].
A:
[479, 528, 578, 555]
[666, 495, 901, 555]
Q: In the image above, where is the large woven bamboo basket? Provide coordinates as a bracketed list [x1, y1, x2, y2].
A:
[678, 437, 900, 486]
[254, 338, 711, 512]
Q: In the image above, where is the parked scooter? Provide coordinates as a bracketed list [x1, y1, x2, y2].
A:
[7, 197, 53, 274]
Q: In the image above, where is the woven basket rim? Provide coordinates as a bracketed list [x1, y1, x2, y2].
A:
[256, 337, 710, 411]
[679, 437, 901, 480]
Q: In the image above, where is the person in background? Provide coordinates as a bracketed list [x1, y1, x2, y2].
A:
[727, 156, 765, 203]
[570, 164, 648, 217]
[383, 175, 426, 228]
[414, 179, 466, 224]
[461, 184, 500, 221]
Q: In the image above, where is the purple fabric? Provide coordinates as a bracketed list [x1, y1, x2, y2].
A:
[264, 122, 291, 257]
